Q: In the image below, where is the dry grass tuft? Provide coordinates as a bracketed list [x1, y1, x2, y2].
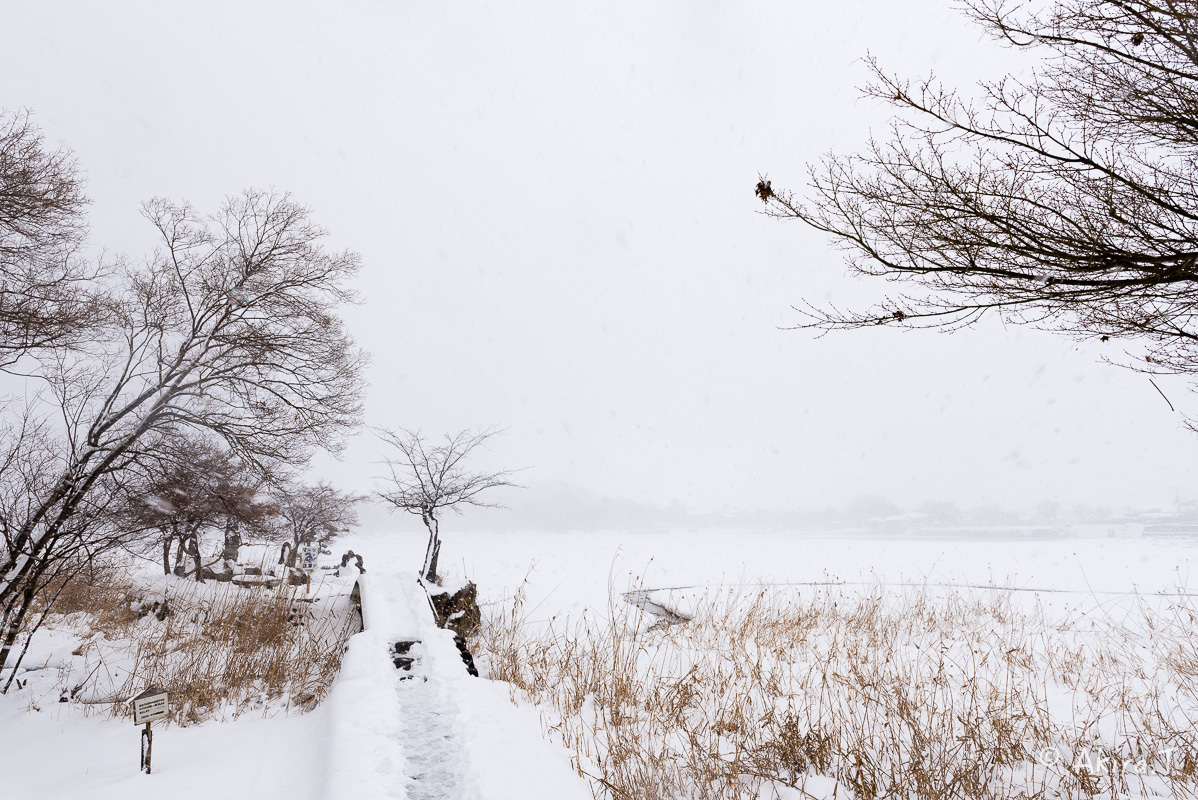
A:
[475, 580, 1198, 800]
[44, 573, 358, 725]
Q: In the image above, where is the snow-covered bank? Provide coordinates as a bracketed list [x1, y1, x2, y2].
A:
[0, 569, 356, 800]
[0, 560, 591, 800]
[0, 693, 329, 800]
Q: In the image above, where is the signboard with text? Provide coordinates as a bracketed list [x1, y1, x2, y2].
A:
[299, 544, 319, 572]
[132, 688, 168, 725]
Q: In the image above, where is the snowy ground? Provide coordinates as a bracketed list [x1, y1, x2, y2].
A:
[0, 553, 589, 800]
[0, 528, 1194, 799]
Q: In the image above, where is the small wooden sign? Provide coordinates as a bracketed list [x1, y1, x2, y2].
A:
[132, 688, 169, 725]
[299, 543, 319, 572]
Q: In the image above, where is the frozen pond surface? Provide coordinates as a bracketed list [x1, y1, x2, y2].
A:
[341, 528, 1198, 632]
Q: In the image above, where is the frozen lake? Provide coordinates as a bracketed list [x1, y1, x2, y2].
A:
[343, 527, 1198, 627]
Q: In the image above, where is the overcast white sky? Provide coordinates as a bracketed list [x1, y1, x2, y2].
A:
[5, 1, 1197, 523]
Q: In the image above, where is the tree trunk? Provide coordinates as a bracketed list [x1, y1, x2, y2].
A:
[427, 538, 442, 585]
[179, 533, 203, 583]
[162, 534, 173, 576]
[192, 536, 203, 583]
[0, 603, 14, 674]
[1, 577, 68, 693]
[420, 509, 440, 583]
[220, 521, 240, 575]
[0, 580, 36, 676]
[173, 537, 187, 575]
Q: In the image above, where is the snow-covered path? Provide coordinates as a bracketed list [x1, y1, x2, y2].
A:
[322, 568, 592, 800]
[330, 572, 470, 800]
[394, 651, 465, 800]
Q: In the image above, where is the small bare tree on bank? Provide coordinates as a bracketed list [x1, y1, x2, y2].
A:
[119, 436, 276, 580]
[375, 428, 518, 584]
[271, 480, 361, 568]
[762, 0, 1198, 411]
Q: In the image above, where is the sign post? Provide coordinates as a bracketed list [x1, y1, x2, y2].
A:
[299, 543, 319, 593]
[132, 688, 168, 774]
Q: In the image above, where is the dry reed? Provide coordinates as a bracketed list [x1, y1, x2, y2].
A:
[42, 572, 358, 726]
[475, 579, 1198, 800]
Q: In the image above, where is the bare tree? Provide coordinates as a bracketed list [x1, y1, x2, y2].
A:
[763, 1, 1198, 410]
[375, 428, 518, 584]
[0, 189, 366, 676]
[0, 412, 131, 679]
[0, 109, 96, 365]
[271, 480, 361, 567]
[118, 435, 275, 580]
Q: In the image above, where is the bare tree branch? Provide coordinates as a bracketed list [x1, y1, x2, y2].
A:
[764, 1, 1198, 405]
[0, 109, 99, 367]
